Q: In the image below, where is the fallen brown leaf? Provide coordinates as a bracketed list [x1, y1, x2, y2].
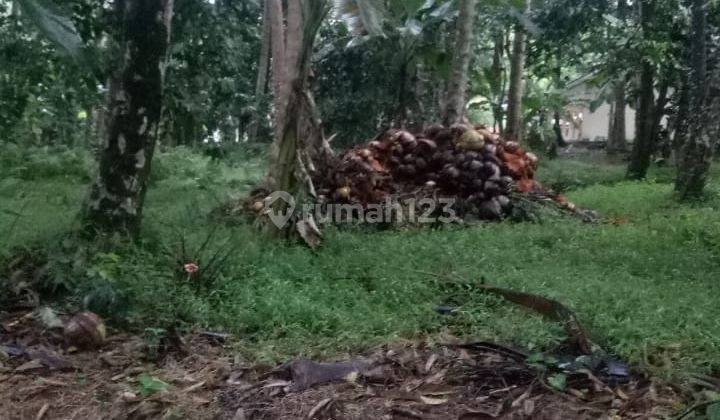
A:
[14, 359, 43, 372]
[35, 402, 49, 420]
[419, 395, 448, 405]
[306, 397, 333, 419]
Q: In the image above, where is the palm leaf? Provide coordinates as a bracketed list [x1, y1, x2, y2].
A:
[15, 0, 85, 58]
[15, 0, 101, 81]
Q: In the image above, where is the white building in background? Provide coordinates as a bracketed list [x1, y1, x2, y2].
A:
[562, 76, 636, 142]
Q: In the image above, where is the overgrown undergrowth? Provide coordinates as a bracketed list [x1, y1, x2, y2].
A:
[1, 148, 720, 380]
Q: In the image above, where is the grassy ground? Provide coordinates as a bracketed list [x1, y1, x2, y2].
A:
[1, 146, 720, 380]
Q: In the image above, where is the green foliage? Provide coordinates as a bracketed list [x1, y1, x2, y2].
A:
[536, 156, 628, 191]
[150, 147, 209, 184]
[166, 226, 237, 291]
[547, 373, 567, 391]
[708, 402, 720, 420]
[0, 142, 93, 180]
[136, 374, 172, 396]
[163, 0, 262, 145]
[0, 7, 100, 144]
[316, 1, 457, 145]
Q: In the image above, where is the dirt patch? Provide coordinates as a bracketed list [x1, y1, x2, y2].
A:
[0, 311, 698, 419]
[0, 311, 228, 419]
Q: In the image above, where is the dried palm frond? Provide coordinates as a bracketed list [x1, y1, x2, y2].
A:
[332, 0, 386, 36]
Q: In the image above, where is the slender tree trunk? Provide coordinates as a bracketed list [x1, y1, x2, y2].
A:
[627, 0, 656, 179]
[607, 81, 627, 153]
[248, 0, 272, 143]
[672, 75, 691, 155]
[443, 0, 476, 125]
[82, 0, 174, 238]
[490, 31, 505, 132]
[675, 0, 717, 198]
[553, 110, 565, 148]
[608, 99, 615, 143]
[504, 0, 530, 142]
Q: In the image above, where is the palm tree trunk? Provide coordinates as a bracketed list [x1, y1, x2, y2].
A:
[490, 31, 505, 132]
[504, 0, 530, 142]
[266, 0, 328, 235]
[248, 0, 272, 143]
[607, 0, 628, 155]
[268, 0, 286, 138]
[675, 0, 717, 198]
[443, 0, 477, 125]
[672, 75, 691, 155]
[627, 0, 656, 180]
[82, 0, 174, 238]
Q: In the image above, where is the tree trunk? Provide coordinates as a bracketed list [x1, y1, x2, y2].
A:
[504, 0, 530, 142]
[650, 78, 669, 154]
[627, 0, 655, 180]
[266, 0, 328, 235]
[490, 31, 505, 132]
[82, 0, 174, 238]
[268, 0, 286, 138]
[443, 0, 476, 125]
[672, 75, 690, 155]
[607, 81, 627, 153]
[607, 0, 628, 155]
[248, 0, 272, 143]
[552, 110, 565, 149]
[675, 0, 717, 199]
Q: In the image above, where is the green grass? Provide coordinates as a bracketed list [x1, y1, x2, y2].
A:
[536, 154, 678, 192]
[2, 149, 720, 379]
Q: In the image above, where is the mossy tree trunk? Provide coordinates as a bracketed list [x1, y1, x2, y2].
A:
[82, 0, 174, 238]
